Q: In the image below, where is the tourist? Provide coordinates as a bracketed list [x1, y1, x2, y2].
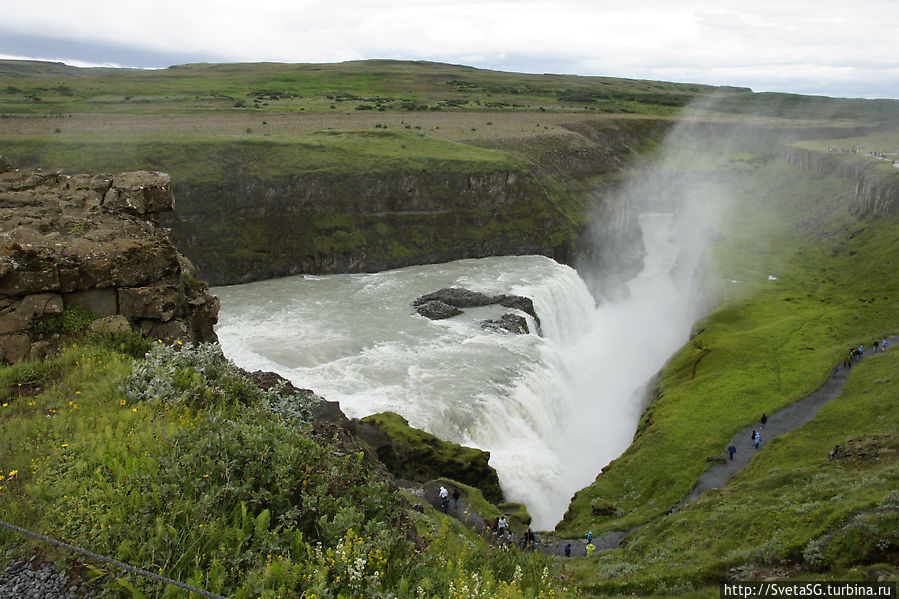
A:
[727, 444, 736, 461]
[754, 430, 761, 449]
[565, 543, 571, 557]
[760, 413, 767, 428]
[497, 516, 508, 537]
[751, 429, 756, 447]
[586, 542, 596, 557]
[883, 339, 889, 352]
[439, 486, 449, 513]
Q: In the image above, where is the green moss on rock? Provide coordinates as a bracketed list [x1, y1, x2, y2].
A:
[360, 411, 504, 504]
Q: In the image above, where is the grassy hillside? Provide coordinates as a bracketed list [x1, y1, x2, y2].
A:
[0, 59, 712, 117]
[550, 139, 899, 592]
[560, 148, 899, 535]
[0, 336, 568, 598]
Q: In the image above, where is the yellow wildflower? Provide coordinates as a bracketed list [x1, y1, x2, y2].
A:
[120, 399, 127, 406]
[8, 470, 18, 478]
[61, 444, 69, 448]
[132, 408, 138, 413]
[2, 403, 7, 408]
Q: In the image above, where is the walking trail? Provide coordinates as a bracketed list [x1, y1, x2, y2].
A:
[423, 336, 896, 557]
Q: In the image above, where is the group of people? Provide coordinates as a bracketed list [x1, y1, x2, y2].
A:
[438, 485, 460, 513]
[841, 339, 888, 370]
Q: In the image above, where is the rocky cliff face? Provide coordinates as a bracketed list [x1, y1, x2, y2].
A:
[160, 119, 671, 287]
[163, 167, 577, 286]
[0, 157, 219, 363]
[785, 148, 899, 215]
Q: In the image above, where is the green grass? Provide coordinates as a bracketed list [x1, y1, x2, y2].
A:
[2, 59, 896, 124]
[576, 349, 899, 595]
[0, 129, 519, 183]
[558, 155, 899, 537]
[0, 335, 573, 598]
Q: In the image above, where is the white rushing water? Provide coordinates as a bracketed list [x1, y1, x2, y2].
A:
[214, 212, 702, 529]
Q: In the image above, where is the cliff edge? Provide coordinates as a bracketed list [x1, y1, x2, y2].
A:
[0, 156, 219, 363]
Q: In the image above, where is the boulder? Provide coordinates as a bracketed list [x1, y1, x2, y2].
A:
[358, 411, 505, 503]
[414, 299, 463, 320]
[482, 312, 530, 335]
[412, 286, 542, 333]
[103, 171, 174, 217]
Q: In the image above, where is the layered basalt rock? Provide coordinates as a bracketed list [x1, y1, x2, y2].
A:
[0, 157, 219, 363]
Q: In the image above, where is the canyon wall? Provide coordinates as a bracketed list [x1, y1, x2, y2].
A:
[785, 148, 899, 215]
[161, 119, 671, 286]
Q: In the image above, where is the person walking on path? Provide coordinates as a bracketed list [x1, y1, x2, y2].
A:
[439, 486, 449, 513]
[564, 543, 572, 557]
[750, 429, 757, 447]
[586, 542, 596, 557]
[754, 430, 761, 449]
[497, 517, 508, 538]
[883, 339, 889, 352]
[727, 444, 736, 461]
[760, 413, 767, 428]
[586, 531, 593, 544]
[452, 488, 460, 509]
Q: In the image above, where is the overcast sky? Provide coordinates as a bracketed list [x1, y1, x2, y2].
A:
[2, 1, 898, 99]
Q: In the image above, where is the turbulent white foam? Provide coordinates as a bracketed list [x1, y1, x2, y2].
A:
[215, 214, 704, 530]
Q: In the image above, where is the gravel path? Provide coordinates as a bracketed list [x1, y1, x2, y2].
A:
[545, 335, 897, 556]
[0, 556, 99, 599]
[680, 336, 896, 506]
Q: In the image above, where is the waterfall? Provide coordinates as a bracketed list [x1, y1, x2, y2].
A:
[214, 211, 702, 530]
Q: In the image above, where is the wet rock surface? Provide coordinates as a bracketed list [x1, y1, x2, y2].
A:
[412, 287, 541, 334]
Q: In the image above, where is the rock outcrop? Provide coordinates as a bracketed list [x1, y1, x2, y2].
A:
[785, 148, 899, 215]
[0, 157, 219, 363]
[413, 287, 541, 335]
[358, 411, 505, 504]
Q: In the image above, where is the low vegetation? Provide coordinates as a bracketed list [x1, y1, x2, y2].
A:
[0, 336, 569, 598]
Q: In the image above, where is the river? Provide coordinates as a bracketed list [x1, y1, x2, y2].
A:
[214, 212, 702, 530]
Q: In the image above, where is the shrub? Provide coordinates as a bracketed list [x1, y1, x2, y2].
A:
[32, 304, 96, 335]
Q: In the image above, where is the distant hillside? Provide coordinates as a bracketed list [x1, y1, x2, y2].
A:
[0, 58, 896, 123]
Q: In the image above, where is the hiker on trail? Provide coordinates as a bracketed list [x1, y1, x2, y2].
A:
[883, 339, 889, 352]
[873, 340, 879, 352]
[439, 486, 449, 513]
[528, 529, 537, 551]
[727, 445, 736, 461]
[754, 430, 761, 449]
[452, 488, 460, 509]
[586, 542, 596, 557]
[751, 429, 756, 447]
[760, 413, 767, 428]
[586, 531, 593, 543]
[497, 517, 508, 537]
[564, 543, 572, 557]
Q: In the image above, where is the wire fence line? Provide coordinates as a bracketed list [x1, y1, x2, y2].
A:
[0, 519, 229, 599]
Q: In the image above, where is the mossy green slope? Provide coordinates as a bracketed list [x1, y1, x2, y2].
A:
[578, 347, 899, 594]
[360, 411, 504, 503]
[558, 154, 899, 537]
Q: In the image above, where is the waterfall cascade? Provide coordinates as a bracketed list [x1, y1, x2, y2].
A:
[215, 212, 702, 529]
